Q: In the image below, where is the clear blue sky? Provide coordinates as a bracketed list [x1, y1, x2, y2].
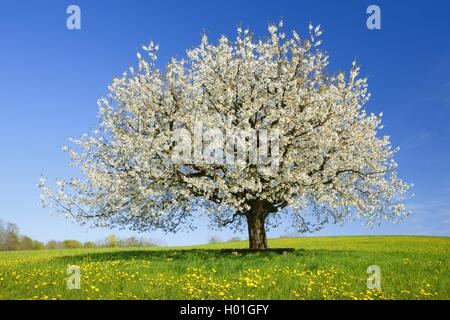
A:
[0, 0, 449, 245]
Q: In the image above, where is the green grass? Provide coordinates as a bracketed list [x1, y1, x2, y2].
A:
[0, 236, 448, 300]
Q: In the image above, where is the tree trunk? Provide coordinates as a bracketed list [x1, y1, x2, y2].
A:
[246, 206, 268, 249]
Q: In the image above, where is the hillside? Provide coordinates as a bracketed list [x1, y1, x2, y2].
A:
[0, 236, 448, 300]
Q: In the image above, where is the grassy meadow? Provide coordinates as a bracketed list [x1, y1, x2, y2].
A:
[0, 236, 448, 300]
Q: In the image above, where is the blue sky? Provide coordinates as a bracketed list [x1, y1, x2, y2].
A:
[0, 0, 449, 245]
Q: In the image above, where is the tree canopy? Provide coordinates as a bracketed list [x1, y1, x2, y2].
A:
[40, 21, 410, 249]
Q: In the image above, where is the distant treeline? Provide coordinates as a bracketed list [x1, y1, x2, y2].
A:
[0, 219, 160, 251]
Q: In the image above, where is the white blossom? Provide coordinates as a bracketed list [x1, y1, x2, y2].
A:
[40, 22, 411, 239]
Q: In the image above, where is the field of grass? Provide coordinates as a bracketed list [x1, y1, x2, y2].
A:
[0, 236, 448, 300]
